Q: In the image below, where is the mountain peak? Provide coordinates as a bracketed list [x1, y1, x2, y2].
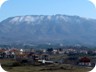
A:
[0, 14, 96, 46]
[2, 14, 86, 25]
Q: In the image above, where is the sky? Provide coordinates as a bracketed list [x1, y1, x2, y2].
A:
[0, 0, 96, 21]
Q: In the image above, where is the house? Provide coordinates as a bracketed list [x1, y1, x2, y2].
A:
[78, 57, 91, 66]
[0, 49, 6, 59]
[38, 60, 54, 64]
[79, 50, 88, 54]
[41, 54, 49, 60]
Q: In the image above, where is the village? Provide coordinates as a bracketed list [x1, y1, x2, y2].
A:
[0, 46, 96, 68]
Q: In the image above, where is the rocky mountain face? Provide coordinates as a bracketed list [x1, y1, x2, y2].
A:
[0, 14, 96, 46]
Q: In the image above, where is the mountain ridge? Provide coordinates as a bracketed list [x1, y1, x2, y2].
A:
[0, 14, 96, 46]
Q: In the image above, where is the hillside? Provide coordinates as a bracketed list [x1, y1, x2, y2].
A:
[0, 14, 96, 46]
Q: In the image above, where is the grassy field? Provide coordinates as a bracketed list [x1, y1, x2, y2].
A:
[0, 55, 92, 72]
[3, 64, 92, 72]
[0, 59, 93, 72]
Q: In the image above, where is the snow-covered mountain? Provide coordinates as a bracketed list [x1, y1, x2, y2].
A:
[0, 14, 96, 46]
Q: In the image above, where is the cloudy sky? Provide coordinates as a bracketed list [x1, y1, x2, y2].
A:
[0, 0, 96, 21]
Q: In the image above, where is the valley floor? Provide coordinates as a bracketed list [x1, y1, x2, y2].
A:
[3, 64, 92, 72]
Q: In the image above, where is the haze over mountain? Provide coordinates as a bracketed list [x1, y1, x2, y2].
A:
[0, 14, 96, 46]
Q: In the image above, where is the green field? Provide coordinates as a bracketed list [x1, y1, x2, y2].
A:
[0, 59, 93, 72]
[3, 64, 92, 72]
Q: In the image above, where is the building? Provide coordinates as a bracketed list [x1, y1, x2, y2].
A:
[78, 57, 91, 66]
